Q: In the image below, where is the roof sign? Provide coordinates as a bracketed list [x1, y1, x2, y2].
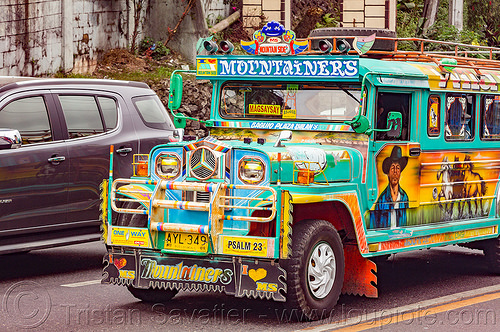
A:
[241, 21, 308, 55]
[196, 57, 359, 79]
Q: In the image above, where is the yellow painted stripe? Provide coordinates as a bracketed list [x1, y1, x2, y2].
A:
[331, 291, 500, 332]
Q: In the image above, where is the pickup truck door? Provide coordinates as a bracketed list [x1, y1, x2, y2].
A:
[0, 93, 70, 234]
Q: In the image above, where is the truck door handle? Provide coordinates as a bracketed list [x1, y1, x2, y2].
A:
[48, 155, 66, 165]
[409, 147, 421, 156]
[116, 147, 133, 156]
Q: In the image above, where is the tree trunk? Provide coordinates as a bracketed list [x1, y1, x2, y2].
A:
[449, 0, 464, 31]
[422, 0, 439, 31]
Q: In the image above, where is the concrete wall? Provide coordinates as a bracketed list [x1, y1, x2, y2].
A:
[242, 0, 291, 35]
[204, 0, 230, 26]
[0, 0, 133, 76]
[0, 0, 218, 76]
[341, 0, 397, 31]
[144, 0, 208, 64]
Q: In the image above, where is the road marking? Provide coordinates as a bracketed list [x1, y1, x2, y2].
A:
[60, 279, 101, 287]
[299, 284, 500, 332]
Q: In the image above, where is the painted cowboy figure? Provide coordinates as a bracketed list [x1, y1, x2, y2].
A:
[370, 146, 409, 229]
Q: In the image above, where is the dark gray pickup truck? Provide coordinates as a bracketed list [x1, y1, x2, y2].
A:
[0, 77, 178, 254]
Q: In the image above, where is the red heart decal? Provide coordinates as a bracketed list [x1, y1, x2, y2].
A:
[114, 258, 127, 269]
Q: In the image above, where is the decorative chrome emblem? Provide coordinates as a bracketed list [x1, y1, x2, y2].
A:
[190, 147, 217, 180]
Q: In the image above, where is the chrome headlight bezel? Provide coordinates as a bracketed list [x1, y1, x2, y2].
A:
[155, 152, 181, 180]
[238, 157, 265, 184]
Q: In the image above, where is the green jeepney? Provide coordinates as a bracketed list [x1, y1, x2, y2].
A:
[101, 21, 500, 320]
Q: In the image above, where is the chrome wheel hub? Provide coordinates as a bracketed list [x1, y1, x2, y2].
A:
[307, 242, 336, 299]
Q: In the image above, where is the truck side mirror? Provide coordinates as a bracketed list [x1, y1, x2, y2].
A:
[274, 130, 292, 147]
[345, 115, 371, 134]
[0, 129, 21, 150]
[168, 73, 183, 111]
[386, 112, 403, 138]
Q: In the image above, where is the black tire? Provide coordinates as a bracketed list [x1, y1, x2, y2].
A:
[309, 27, 396, 52]
[117, 201, 148, 227]
[484, 236, 500, 274]
[285, 219, 344, 321]
[127, 286, 178, 303]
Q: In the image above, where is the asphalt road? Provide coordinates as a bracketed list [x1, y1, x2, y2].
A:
[0, 242, 499, 331]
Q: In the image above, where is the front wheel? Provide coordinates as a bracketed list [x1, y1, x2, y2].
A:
[285, 219, 344, 321]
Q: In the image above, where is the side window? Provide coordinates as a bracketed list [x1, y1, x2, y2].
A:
[375, 92, 411, 141]
[481, 95, 500, 140]
[427, 95, 440, 137]
[0, 96, 53, 144]
[132, 95, 175, 130]
[98, 96, 118, 130]
[444, 94, 474, 141]
[59, 95, 104, 139]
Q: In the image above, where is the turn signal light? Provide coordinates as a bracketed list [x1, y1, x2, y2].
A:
[203, 40, 218, 54]
[318, 39, 333, 53]
[336, 39, 351, 54]
[220, 41, 234, 54]
[297, 170, 314, 185]
[133, 154, 149, 177]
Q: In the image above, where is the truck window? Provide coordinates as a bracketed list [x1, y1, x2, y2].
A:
[59, 95, 105, 139]
[0, 96, 53, 144]
[220, 82, 361, 122]
[375, 92, 411, 141]
[427, 95, 440, 137]
[445, 94, 474, 141]
[481, 95, 500, 140]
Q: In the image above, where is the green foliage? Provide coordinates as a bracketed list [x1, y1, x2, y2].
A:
[139, 37, 171, 60]
[315, 13, 339, 29]
[396, 0, 496, 54]
[316, 11, 340, 28]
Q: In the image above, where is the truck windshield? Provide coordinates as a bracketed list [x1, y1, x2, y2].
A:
[220, 82, 361, 122]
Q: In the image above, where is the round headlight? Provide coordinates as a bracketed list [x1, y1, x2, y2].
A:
[239, 158, 265, 184]
[156, 153, 180, 179]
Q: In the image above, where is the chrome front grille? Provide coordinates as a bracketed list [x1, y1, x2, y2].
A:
[195, 191, 211, 203]
[190, 147, 217, 180]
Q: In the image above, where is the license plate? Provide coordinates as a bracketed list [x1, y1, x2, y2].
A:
[164, 232, 209, 252]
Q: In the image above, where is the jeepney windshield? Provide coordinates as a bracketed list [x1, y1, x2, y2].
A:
[220, 82, 361, 122]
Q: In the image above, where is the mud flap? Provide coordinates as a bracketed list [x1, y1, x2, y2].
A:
[234, 260, 287, 302]
[103, 251, 287, 301]
[342, 244, 378, 298]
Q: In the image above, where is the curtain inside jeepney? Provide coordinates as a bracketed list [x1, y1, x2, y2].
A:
[219, 82, 361, 122]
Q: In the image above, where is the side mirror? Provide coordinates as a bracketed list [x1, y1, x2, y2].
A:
[172, 113, 187, 129]
[0, 129, 22, 149]
[345, 115, 371, 134]
[386, 112, 403, 138]
[274, 130, 292, 147]
[168, 73, 183, 111]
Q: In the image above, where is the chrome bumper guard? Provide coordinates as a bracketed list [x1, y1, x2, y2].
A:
[110, 179, 277, 249]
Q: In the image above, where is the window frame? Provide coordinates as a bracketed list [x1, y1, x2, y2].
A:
[218, 81, 362, 123]
[444, 93, 475, 142]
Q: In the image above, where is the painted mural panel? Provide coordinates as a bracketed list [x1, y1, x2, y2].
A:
[369, 145, 420, 229]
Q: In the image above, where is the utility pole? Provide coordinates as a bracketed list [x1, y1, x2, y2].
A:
[449, 0, 463, 31]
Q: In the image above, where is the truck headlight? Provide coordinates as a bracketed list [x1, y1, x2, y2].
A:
[239, 158, 265, 184]
[156, 153, 180, 179]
